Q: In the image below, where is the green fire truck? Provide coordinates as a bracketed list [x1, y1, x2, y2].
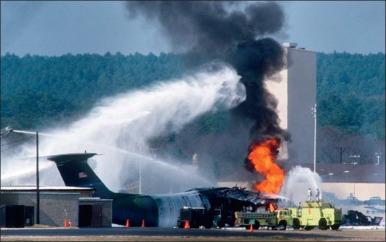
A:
[235, 208, 294, 230]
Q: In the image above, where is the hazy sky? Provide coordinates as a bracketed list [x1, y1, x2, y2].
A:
[1, 1, 385, 56]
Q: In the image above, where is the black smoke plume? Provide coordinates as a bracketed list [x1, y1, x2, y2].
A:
[126, 1, 287, 147]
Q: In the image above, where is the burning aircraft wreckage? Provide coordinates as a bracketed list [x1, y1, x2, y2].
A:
[47, 108, 288, 227]
[48, 151, 284, 228]
[46, 2, 292, 228]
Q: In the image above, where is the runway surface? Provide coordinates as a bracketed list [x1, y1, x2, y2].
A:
[1, 227, 385, 241]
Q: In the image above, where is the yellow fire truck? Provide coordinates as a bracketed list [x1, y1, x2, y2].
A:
[234, 201, 342, 230]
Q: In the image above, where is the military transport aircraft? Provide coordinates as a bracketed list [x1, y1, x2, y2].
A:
[48, 153, 282, 227]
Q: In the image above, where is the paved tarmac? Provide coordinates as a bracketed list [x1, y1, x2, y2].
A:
[1, 227, 385, 241]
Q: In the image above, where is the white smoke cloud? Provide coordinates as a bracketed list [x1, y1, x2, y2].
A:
[1, 63, 246, 193]
[280, 166, 322, 205]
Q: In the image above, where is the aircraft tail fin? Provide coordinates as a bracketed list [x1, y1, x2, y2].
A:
[47, 153, 113, 198]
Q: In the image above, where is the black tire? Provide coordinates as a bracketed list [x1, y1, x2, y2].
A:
[278, 220, 287, 230]
[292, 218, 300, 230]
[304, 226, 314, 231]
[218, 221, 225, 228]
[253, 221, 260, 230]
[177, 220, 183, 228]
[330, 224, 340, 230]
[319, 218, 328, 230]
[204, 222, 212, 229]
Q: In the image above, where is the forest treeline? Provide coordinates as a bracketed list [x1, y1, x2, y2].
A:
[317, 52, 384, 139]
[1, 52, 384, 139]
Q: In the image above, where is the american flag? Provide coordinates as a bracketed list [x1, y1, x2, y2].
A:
[78, 172, 88, 178]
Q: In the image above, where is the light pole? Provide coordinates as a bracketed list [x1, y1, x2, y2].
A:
[135, 142, 143, 195]
[138, 160, 142, 195]
[7, 129, 40, 224]
[35, 131, 40, 224]
[311, 104, 317, 173]
[375, 152, 381, 165]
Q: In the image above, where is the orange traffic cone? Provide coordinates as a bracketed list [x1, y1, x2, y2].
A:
[248, 224, 253, 232]
[64, 219, 70, 227]
[141, 219, 145, 228]
[184, 220, 190, 229]
[125, 219, 130, 228]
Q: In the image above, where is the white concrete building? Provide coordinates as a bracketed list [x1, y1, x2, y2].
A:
[266, 42, 317, 163]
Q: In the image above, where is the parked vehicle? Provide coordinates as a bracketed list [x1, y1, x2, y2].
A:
[176, 207, 222, 229]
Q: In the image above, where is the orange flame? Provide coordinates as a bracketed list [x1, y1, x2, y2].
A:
[268, 203, 276, 212]
[247, 138, 284, 194]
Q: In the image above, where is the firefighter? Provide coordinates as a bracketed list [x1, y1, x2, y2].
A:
[315, 188, 321, 202]
[307, 188, 313, 201]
